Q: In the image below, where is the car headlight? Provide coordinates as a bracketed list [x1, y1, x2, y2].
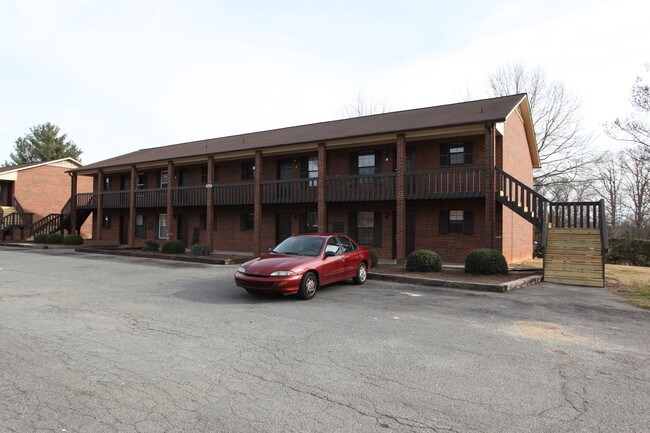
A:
[270, 270, 298, 277]
[237, 266, 246, 273]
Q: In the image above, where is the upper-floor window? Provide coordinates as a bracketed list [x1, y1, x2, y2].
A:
[440, 142, 473, 166]
[136, 173, 146, 190]
[159, 171, 169, 189]
[241, 161, 255, 180]
[358, 152, 376, 176]
[200, 164, 219, 184]
[103, 176, 112, 190]
[300, 156, 318, 186]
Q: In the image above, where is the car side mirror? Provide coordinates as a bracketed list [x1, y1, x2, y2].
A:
[324, 251, 335, 258]
[267, 247, 274, 252]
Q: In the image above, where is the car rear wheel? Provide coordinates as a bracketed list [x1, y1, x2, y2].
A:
[297, 271, 318, 300]
[353, 262, 367, 285]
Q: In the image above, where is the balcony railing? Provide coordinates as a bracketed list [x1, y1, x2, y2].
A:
[213, 182, 254, 205]
[102, 191, 130, 208]
[135, 188, 167, 208]
[405, 167, 485, 199]
[326, 173, 396, 202]
[76, 193, 96, 209]
[261, 179, 317, 204]
[173, 186, 207, 207]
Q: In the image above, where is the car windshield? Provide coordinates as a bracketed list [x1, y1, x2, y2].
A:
[272, 236, 324, 257]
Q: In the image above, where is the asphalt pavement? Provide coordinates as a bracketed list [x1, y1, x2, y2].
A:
[0, 247, 648, 433]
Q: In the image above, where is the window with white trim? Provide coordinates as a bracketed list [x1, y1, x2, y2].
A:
[158, 214, 168, 239]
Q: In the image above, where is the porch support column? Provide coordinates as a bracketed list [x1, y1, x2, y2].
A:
[206, 156, 214, 250]
[166, 161, 174, 240]
[485, 123, 496, 249]
[254, 151, 263, 256]
[128, 165, 136, 246]
[70, 172, 78, 235]
[317, 143, 327, 233]
[395, 134, 407, 264]
[96, 170, 104, 241]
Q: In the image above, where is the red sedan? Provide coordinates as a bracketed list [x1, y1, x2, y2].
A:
[234, 234, 370, 300]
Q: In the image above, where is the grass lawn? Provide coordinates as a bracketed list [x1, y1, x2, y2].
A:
[524, 258, 650, 310]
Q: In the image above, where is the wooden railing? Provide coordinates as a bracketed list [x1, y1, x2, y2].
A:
[326, 173, 395, 202]
[102, 191, 130, 208]
[496, 168, 547, 229]
[213, 182, 254, 205]
[134, 188, 167, 208]
[261, 179, 317, 204]
[76, 193, 96, 209]
[22, 213, 63, 239]
[173, 186, 207, 207]
[548, 201, 604, 229]
[1, 212, 33, 231]
[406, 167, 485, 199]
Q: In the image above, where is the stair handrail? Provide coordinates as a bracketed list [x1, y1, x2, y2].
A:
[22, 213, 63, 239]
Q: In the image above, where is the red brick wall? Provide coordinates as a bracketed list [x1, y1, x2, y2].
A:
[500, 113, 534, 263]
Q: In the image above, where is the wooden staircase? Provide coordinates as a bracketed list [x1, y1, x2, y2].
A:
[496, 168, 607, 288]
[544, 228, 604, 287]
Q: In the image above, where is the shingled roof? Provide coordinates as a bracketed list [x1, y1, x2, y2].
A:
[77, 94, 534, 172]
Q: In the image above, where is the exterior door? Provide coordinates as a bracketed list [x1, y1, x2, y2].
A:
[177, 214, 189, 246]
[406, 212, 416, 256]
[119, 215, 128, 245]
[6, 182, 13, 206]
[276, 213, 292, 246]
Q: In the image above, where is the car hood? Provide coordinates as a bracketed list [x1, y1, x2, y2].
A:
[241, 254, 313, 276]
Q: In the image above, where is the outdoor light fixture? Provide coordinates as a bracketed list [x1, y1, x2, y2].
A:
[384, 151, 389, 162]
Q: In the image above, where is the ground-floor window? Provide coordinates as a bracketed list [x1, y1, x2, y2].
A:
[240, 212, 254, 230]
[349, 211, 382, 246]
[135, 214, 145, 238]
[158, 214, 168, 239]
[300, 211, 318, 233]
[439, 210, 473, 235]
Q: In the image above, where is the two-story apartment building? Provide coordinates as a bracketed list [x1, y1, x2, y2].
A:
[69, 94, 540, 264]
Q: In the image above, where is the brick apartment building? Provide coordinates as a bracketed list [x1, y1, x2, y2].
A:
[0, 158, 93, 240]
[68, 94, 540, 264]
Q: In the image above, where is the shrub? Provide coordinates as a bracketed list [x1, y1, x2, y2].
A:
[63, 234, 84, 245]
[142, 240, 160, 252]
[369, 249, 379, 268]
[406, 249, 442, 272]
[190, 243, 211, 256]
[533, 241, 544, 258]
[45, 233, 64, 244]
[161, 239, 185, 254]
[607, 236, 650, 266]
[465, 249, 508, 275]
[34, 233, 48, 244]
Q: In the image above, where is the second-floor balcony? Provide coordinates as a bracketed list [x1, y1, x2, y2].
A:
[74, 167, 487, 210]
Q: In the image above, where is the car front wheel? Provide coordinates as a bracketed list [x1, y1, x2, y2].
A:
[353, 263, 367, 285]
[297, 271, 318, 300]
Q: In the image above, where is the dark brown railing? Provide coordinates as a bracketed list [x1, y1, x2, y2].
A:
[213, 182, 254, 205]
[134, 188, 167, 208]
[548, 201, 603, 229]
[173, 186, 207, 207]
[406, 167, 485, 199]
[22, 213, 62, 239]
[326, 173, 395, 202]
[261, 179, 317, 204]
[1, 212, 33, 231]
[102, 191, 130, 208]
[496, 168, 547, 229]
[76, 193, 96, 209]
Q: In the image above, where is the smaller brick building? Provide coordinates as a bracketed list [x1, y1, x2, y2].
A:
[0, 158, 93, 239]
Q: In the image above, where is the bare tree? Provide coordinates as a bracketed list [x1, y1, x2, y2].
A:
[593, 151, 626, 234]
[606, 66, 649, 154]
[621, 145, 650, 234]
[488, 63, 597, 192]
[338, 93, 390, 118]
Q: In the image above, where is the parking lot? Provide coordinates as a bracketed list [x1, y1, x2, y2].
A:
[1, 247, 648, 433]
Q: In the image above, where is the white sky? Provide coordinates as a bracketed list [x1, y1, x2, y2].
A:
[1, 0, 648, 164]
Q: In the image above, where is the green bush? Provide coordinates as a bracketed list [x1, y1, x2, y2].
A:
[45, 233, 64, 244]
[465, 249, 508, 275]
[607, 236, 650, 266]
[406, 249, 442, 272]
[161, 239, 185, 254]
[369, 249, 379, 268]
[190, 243, 211, 256]
[142, 240, 160, 252]
[34, 233, 48, 244]
[63, 234, 84, 245]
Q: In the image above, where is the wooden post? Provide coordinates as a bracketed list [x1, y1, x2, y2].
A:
[485, 124, 496, 249]
[317, 143, 327, 233]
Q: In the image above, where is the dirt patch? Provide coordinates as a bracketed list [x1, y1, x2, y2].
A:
[371, 265, 541, 284]
[506, 321, 586, 343]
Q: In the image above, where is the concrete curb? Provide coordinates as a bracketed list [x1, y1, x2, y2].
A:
[74, 247, 245, 265]
[368, 272, 542, 293]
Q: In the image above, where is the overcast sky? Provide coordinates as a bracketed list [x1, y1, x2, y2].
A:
[1, 0, 648, 164]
